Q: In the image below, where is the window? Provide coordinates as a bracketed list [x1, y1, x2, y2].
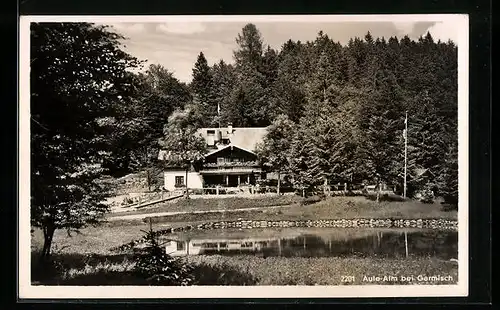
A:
[176, 241, 185, 251]
[175, 176, 185, 187]
[206, 130, 216, 146]
[241, 241, 253, 248]
[217, 157, 225, 165]
[205, 243, 218, 249]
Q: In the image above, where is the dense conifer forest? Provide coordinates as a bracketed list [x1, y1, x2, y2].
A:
[120, 23, 458, 203]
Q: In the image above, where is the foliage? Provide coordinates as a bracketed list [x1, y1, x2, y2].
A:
[190, 52, 217, 127]
[133, 227, 194, 285]
[103, 64, 191, 181]
[30, 22, 142, 259]
[159, 107, 208, 198]
[159, 108, 207, 166]
[256, 114, 295, 190]
[435, 142, 458, 207]
[145, 23, 457, 206]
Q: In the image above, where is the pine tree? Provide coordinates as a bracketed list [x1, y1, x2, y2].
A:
[362, 71, 406, 201]
[191, 52, 216, 127]
[406, 90, 448, 196]
[436, 141, 458, 207]
[231, 24, 270, 126]
[211, 60, 237, 127]
[272, 40, 308, 122]
[234, 23, 264, 72]
[261, 46, 279, 85]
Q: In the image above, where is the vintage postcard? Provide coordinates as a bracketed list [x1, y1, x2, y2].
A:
[18, 14, 469, 299]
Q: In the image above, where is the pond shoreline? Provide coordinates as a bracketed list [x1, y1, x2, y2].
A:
[112, 218, 457, 252]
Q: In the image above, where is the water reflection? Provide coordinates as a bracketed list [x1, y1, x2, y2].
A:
[159, 229, 457, 260]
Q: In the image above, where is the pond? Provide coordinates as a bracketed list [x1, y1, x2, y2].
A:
[157, 228, 457, 260]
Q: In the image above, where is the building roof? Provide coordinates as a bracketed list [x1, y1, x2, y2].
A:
[197, 127, 267, 152]
[204, 144, 257, 157]
[158, 126, 268, 161]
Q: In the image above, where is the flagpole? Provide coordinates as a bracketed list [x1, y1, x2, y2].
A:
[403, 111, 408, 199]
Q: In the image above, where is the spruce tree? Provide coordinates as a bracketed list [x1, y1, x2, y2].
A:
[191, 52, 216, 127]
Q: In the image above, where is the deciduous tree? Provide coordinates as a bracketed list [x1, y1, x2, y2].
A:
[30, 22, 141, 259]
[158, 108, 207, 199]
[256, 114, 295, 194]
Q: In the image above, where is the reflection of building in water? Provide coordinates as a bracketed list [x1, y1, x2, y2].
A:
[160, 230, 457, 259]
[164, 237, 287, 256]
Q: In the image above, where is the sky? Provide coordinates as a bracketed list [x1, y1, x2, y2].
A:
[105, 19, 458, 83]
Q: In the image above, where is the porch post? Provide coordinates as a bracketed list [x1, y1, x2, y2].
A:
[226, 175, 229, 186]
[238, 175, 241, 186]
[247, 174, 250, 184]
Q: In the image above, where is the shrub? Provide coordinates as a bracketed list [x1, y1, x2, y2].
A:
[121, 197, 134, 206]
[133, 228, 194, 286]
[419, 189, 435, 204]
[32, 257, 67, 284]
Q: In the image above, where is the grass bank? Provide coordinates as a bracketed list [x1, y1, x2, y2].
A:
[31, 251, 457, 286]
[144, 196, 457, 225]
[108, 194, 303, 218]
[187, 255, 458, 285]
[31, 251, 257, 286]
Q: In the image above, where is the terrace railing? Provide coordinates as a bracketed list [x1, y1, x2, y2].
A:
[202, 161, 260, 168]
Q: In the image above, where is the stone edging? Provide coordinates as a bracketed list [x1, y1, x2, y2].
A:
[111, 218, 457, 252]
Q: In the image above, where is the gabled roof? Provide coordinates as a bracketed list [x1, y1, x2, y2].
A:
[204, 144, 257, 158]
[159, 126, 268, 161]
[197, 127, 267, 153]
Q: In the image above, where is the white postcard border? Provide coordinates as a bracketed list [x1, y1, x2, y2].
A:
[18, 14, 469, 299]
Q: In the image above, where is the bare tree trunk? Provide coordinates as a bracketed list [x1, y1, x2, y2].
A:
[376, 180, 381, 203]
[184, 166, 190, 199]
[40, 224, 55, 262]
[146, 168, 151, 192]
[277, 171, 281, 195]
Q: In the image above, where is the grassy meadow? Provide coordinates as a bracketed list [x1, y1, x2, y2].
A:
[108, 194, 303, 218]
[138, 196, 457, 225]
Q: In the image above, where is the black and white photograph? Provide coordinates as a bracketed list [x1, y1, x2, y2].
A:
[18, 15, 468, 298]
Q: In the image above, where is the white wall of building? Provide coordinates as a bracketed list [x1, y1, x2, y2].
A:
[163, 170, 203, 191]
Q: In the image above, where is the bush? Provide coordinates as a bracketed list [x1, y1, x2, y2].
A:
[121, 197, 134, 206]
[32, 257, 67, 284]
[418, 189, 435, 204]
[133, 228, 194, 286]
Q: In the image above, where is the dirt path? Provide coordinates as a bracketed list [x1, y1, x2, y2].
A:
[106, 204, 294, 221]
